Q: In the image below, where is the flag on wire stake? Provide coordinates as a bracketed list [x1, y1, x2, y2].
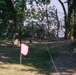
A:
[20, 43, 29, 64]
[21, 43, 29, 56]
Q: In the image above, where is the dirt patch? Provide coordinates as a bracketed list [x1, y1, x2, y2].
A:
[0, 40, 76, 75]
[47, 40, 76, 75]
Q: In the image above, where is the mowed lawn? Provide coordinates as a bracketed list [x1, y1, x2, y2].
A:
[0, 40, 59, 75]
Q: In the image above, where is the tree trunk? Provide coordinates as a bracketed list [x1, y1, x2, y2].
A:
[55, 9, 60, 39]
[73, 8, 76, 39]
[58, 0, 68, 39]
[67, 0, 74, 40]
[46, 5, 50, 38]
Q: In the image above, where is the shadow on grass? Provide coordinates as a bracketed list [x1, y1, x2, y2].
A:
[0, 40, 76, 75]
[0, 40, 54, 75]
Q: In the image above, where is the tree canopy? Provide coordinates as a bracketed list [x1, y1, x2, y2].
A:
[0, 0, 76, 41]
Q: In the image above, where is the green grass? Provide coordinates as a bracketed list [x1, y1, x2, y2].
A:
[0, 40, 59, 75]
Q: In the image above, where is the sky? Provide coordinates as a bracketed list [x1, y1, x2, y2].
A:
[26, 0, 67, 14]
[50, 0, 68, 37]
[51, 0, 67, 13]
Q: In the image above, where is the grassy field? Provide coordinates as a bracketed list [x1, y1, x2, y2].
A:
[0, 40, 59, 75]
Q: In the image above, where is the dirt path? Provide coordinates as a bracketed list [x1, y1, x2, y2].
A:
[50, 54, 76, 75]
[48, 40, 76, 75]
[0, 40, 76, 75]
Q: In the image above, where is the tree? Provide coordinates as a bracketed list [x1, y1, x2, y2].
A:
[67, 0, 76, 39]
[59, 0, 76, 39]
[24, 3, 59, 39]
[1, 0, 26, 46]
[55, 9, 60, 38]
[0, 0, 15, 39]
[73, 0, 76, 39]
[0, 0, 65, 41]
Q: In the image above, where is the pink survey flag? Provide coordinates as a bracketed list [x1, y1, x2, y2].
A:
[21, 43, 29, 56]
